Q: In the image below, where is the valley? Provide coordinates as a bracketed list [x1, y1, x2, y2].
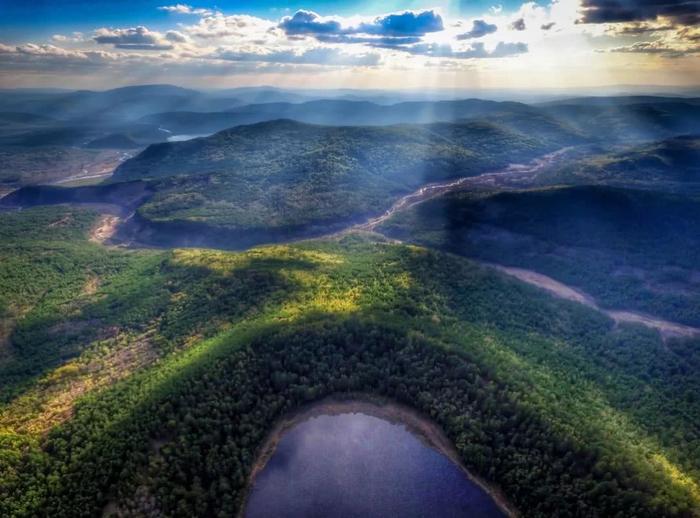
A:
[4, 0, 700, 512]
[1, 89, 700, 518]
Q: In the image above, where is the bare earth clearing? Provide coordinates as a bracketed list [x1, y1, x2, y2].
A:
[51, 151, 136, 186]
[90, 214, 121, 244]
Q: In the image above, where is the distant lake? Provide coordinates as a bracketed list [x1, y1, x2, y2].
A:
[166, 134, 210, 142]
[245, 403, 507, 518]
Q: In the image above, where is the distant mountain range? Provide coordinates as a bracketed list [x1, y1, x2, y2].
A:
[0, 85, 698, 192]
[0, 85, 243, 122]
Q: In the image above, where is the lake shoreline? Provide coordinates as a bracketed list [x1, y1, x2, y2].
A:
[240, 393, 518, 518]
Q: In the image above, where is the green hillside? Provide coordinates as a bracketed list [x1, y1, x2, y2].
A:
[379, 184, 700, 326]
[541, 136, 700, 188]
[1, 206, 699, 516]
[106, 119, 576, 240]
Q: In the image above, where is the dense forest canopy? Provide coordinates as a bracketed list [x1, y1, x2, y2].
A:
[1, 207, 699, 516]
[1, 87, 699, 517]
[379, 184, 700, 326]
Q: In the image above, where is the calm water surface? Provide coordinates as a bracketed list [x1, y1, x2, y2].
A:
[245, 411, 505, 518]
[166, 134, 211, 142]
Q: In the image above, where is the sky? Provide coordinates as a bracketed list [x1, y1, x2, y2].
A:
[0, 0, 698, 90]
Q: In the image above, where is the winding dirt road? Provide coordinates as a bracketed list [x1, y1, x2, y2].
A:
[488, 264, 700, 339]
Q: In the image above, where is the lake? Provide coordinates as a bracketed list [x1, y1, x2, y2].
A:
[245, 403, 507, 518]
[166, 134, 211, 142]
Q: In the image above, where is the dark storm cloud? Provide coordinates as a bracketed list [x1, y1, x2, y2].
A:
[579, 0, 700, 25]
[457, 19, 498, 39]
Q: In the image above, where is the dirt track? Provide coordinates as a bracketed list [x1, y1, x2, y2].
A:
[488, 263, 700, 339]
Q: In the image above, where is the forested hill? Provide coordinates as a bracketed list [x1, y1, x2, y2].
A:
[137, 96, 700, 141]
[379, 184, 700, 326]
[138, 98, 539, 132]
[541, 135, 700, 188]
[98, 118, 581, 244]
[3, 118, 582, 248]
[1, 206, 700, 516]
[113, 118, 581, 182]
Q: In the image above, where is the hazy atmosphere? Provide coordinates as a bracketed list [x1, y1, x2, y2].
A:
[1, 1, 700, 517]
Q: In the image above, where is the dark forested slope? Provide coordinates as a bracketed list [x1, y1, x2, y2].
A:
[379, 184, 700, 325]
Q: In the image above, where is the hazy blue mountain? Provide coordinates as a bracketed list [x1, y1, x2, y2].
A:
[140, 98, 541, 133]
[542, 100, 700, 141]
[0, 84, 243, 122]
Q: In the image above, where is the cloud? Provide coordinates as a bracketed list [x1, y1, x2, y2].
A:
[541, 22, 556, 30]
[93, 26, 175, 50]
[678, 26, 700, 42]
[215, 46, 380, 66]
[605, 40, 700, 57]
[358, 10, 444, 36]
[389, 40, 528, 59]
[278, 9, 444, 40]
[606, 22, 676, 35]
[51, 32, 85, 43]
[601, 21, 700, 57]
[187, 14, 276, 39]
[317, 35, 422, 46]
[165, 30, 188, 43]
[489, 41, 529, 57]
[510, 17, 526, 31]
[0, 43, 123, 70]
[278, 10, 343, 35]
[579, 0, 700, 26]
[158, 4, 213, 16]
[457, 19, 498, 39]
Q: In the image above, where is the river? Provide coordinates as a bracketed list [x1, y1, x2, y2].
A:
[352, 147, 574, 233]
